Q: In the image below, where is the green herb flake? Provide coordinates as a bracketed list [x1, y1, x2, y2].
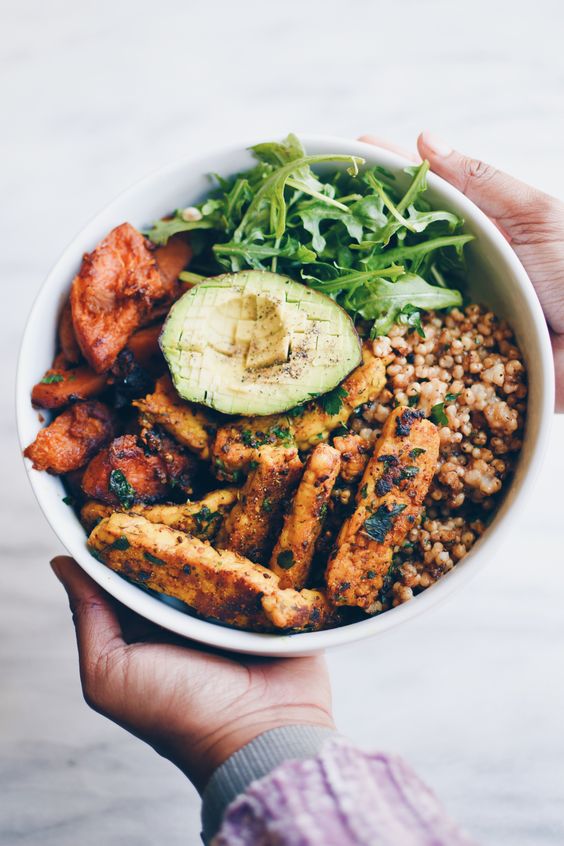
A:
[430, 402, 448, 426]
[400, 465, 419, 480]
[407, 395, 419, 407]
[445, 392, 460, 402]
[144, 551, 165, 566]
[110, 535, 130, 551]
[319, 503, 328, 520]
[88, 546, 103, 562]
[409, 447, 426, 459]
[277, 550, 295, 569]
[262, 497, 272, 512]
[108, 469, 136, 509]
[286, 404, 306, 418]
[319, 386, 348, 416]
[248, 460, 259, 470]
[62, 495, 74, 507]
[360, 484, 368, 498]
[40, 373, 64, 384]
[363, 503, 407, 543]
[270, 424, 293, 444]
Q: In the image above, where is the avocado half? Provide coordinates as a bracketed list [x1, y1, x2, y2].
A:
[159, 270, 362, 416]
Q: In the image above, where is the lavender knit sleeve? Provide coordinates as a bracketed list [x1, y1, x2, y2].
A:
[204, 729, 477, 846]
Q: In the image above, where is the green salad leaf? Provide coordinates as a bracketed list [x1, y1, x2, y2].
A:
[146, 133, 472, 337]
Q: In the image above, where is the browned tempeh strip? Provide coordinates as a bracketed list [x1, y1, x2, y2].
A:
[292, 345, 389, 451]
[134, 375, 217, 460]
[326, 406, 439, 610]
[269, 443, 341, 589]
[216, 445, 303, 563]
[80, 488, 237, 535]
[88, 513, 332, 632]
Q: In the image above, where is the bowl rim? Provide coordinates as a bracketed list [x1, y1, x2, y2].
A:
[16, 134, 555, 657]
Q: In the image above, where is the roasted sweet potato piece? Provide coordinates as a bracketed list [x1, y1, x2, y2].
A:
[31, 364, 107, 409]
[70, 223, 171, 374]
[134, 375, 217, 460]
[269, 444, 341, 589]
[326, 407, 440, 610]
[127, 324, 164, 372]
[81, 432, 195, 505]
[80, 487, 237, 535]
[217, 445, 303, 563]
[154, 235, 192, 293]
[58, 300, 81, 364]
[88, 512, 334, 632]
[24, 401, 115, 474]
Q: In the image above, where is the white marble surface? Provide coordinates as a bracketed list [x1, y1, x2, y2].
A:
[2, 1, 564, 843]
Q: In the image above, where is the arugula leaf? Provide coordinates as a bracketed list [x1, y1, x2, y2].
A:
[365, 274, 463, 338]
[146, 136, 472, 336]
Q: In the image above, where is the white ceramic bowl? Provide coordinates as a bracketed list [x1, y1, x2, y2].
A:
[17, 136, 554, 657]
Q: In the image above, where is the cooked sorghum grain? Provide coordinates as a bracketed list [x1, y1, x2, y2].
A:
[343, 304, 527, 611]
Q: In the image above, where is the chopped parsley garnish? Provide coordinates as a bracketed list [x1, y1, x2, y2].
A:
[40, 373, 64, 384]
[262, 497, 272, 512]
[277, 550, 295, 569]
[409, 447, 426, 459]
[363, 503, 407, 543]
[408, 395, 419, 407]
[445, 392, 460, 402]
[400, 465, 419, 480]
[144, 551, 165, 566]
[319, 386, 348, 416]
[286, 404, 306, 418]
[270, 424, 293, 444]
[360, 484, 368, 498]
[396, 304, 426, 338]
[319, 503, 328, 519]
[430, 402, 448, 426]
[108, 469, 136, 509]
[110, 535, 130, 551]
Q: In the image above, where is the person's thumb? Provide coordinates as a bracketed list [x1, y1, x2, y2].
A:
[416, 131, 544, 224]
[51, 556, 123, 667]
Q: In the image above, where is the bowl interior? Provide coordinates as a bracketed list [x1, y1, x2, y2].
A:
[16, 136, 554, 656]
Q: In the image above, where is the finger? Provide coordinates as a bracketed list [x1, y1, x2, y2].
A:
[358, 134, 419, 163]
[416, 131, 542, 222]
[51, 556, 124, 670]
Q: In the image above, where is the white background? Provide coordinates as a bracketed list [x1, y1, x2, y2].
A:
[2, 1, 563, 843]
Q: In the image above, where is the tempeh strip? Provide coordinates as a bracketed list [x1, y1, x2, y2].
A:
[88, 513, 333, 632]
[80, 488, 237, 536]
[269, 443, 341, 589]
[216, 445, 302, 563]
[326, 406, 439, 610]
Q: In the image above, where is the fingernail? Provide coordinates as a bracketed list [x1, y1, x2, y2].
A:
[421, 131, 452, 158]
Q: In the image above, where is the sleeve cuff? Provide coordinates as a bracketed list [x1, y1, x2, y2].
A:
[200, 724, 336, 844]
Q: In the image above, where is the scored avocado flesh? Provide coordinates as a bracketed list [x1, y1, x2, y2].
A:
[159, 270, 362, 416]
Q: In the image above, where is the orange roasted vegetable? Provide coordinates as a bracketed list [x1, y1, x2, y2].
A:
[24, 401, 115, 474]
[70, 223, 171, 373]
